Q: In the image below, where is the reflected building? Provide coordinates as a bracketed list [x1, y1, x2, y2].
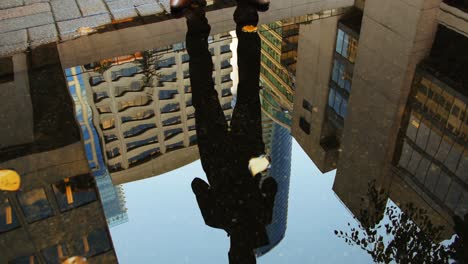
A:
[67, 66, 129, 228]
[70, 33, 234, 184]
[393, 24, 468, 220]
[256, 116, 293, 257]
[292, 8, 361, 173]
[259, 17, 300, 123]
[0, 46, 117, 263]
[323, 0, 467, 236]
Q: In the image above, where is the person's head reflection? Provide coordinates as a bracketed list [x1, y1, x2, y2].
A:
[172, 0, 276, 262]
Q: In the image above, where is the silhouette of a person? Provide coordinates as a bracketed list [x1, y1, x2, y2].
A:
[181, 1, 277, 263]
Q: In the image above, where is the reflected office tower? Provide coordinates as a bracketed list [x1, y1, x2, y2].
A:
[256, 113, 293, 257]
[292, 8, 361, 173]
[259, 18, 298, 118]
[66, 66, 129, 228]
[333, 0, 467, 235]
[0, 46, 118, 263]
[394, 25, 468, 219]
[73, 33, 234, 184]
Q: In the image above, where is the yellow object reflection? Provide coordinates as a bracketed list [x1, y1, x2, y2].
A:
[65, 178, 74, 205]
[82, 236, 90, 253]
[0, 170, 21, 191]
[62, 256, 88, 264]
[5, 205, 12, 224]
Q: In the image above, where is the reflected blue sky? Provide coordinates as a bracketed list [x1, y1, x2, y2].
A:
[110, 140, 372, 263]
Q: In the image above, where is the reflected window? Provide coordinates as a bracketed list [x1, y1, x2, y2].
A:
[161, 103, 180, 113]
[96, 105, 112, 114]
[78, 229, 112, 257]
[127, 136, 158, 151]
[220, 45, 231, 54]
[222, 88, 232, 97]
[182, 54, 190, 63]
[222, 102, 232, 110]
[335, 28, 358, 63]
[93, 91, 108, 102]
[90, 76, 105, 86]
[124, 124, 156, 138]
[52, 175, 97, 212]
[162, 116, 182, 126]
[189, 135, 197, 145]
[221, 74, 231, 83]
[41, 243, 68, 264]
[302, 99, 313, 112]
[9, 255, 38, 264]
[104, 134, 118, 143]
[166, 141, 185, 152]
[17, 188, 53, 223]
[159, 90, 178, 100]
[221, 60, 231, 69]
[299, 117, 310, 134]
[101, 118, 115, 130]
[109, 163, 122, 172]
[1, 198, 20, 233]
[106, 147, 120, 159]
[111, 66, 141, 81]
[128, 148, 160, 166]
[156, 57, 176, 68]
[335, 29, 344, 55]
[164, 128, 183, 140]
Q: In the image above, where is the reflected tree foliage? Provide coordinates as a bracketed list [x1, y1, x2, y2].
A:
[334, 180, 467, 263]
[136, 50, 161, 87]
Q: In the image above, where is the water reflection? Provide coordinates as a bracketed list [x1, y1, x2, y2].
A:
[185, 3, 282, 263]
[0, 52, 117, 263]
[0, 0, 467, 263]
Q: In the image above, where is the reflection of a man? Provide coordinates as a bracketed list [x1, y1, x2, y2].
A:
[176, 1, 277, 263]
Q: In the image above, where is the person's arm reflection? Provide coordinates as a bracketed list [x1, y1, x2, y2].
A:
[184, 1, 277, 263]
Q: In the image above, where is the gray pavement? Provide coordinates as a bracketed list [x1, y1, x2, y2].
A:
[0, 0, 170, 56]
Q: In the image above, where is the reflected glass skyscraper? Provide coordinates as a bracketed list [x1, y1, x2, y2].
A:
[66, 66, 129, 228]
[256, 115, 292, 256]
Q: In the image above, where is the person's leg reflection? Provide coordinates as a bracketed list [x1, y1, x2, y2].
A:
[230, 1, 264, 160]
[185, 4, 228, 185]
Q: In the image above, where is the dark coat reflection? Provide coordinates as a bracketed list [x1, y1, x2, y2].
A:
[185, 5, 277, 264]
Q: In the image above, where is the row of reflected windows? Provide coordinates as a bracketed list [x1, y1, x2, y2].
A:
[260, 26, 282, 49]
[104, 106, 233, 160]
[413, 75, 468, 139]
[326, 27, 358, 127]
[116, 137, 196, 170]
[0, 175, 97, 233]
[7, 228, 111, 264]
[335, 28, 358, 64]
[261, 49, 293, 88]
[328, 85, 348, 119]
[401, 111, 467, 179]
[398, 139, 468, 216]
[106, 126, 195, 159]
[90, 44, 231, 87]
[260, 70, 293, 103]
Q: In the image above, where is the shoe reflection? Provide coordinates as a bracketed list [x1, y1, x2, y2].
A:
[183, 2, 278, 263]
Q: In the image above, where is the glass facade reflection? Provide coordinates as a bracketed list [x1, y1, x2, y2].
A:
[256, 118, 292, 256]
[327, 19, 360, 128]
[395, 66, 468, 217]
